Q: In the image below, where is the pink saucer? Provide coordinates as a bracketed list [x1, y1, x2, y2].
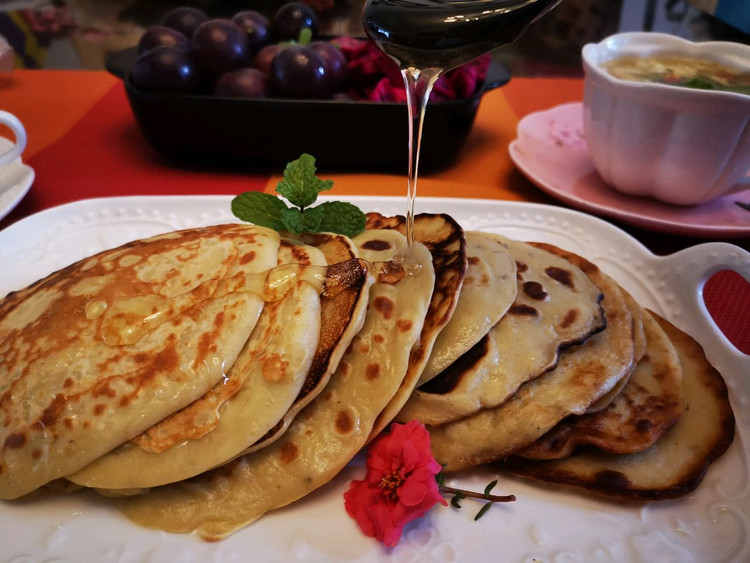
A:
[508, 102, 750, 238]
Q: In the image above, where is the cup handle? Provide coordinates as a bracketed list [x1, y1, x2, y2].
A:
[0, 111, 27, 167]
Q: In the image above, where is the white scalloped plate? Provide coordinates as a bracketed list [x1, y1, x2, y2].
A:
[1, 196, 748, 563]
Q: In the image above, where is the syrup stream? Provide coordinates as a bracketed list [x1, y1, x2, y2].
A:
[403, 66, 442, 249]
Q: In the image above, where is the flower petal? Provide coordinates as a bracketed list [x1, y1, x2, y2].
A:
[344, 421, 448, 547]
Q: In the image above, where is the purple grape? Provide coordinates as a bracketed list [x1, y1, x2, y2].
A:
[308, 41, 347, 92]
[131, 46, 199, 94]
[191, 19, 251, 77]
[271, 2, 318, 42]
[231, 11, 270, 53]
[137, 26, 190, 56]
[269, 45, 328, 99]
[214, 68, 269, 98]
[252, 43, 283, 76]
[160, 6, 209, 39]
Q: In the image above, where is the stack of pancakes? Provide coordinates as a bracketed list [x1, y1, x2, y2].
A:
[0, 214, 736, 540]
[404, 235, 735, 502]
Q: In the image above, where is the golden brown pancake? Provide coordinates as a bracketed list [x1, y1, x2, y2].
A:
[398, 236, 607, 427]
[363, 213, 466, 440]
[584, 291, 647, 414]
[239, 232, 372, 455]
[418, 231, 517, 383]
[67, 239, 329, 489]
[0, 224, 280, 500]
[116, 229, 435, 540]
[428, 246, 636, 471]
[519, 307, 682, 459]
[499, 313, 735, 501]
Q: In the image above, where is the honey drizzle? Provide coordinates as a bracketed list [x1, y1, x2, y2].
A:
[402, 66, 442, 250]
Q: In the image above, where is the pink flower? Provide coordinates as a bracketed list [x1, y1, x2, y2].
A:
[344, 420, 447, 547]
[332, 36, 491, 103]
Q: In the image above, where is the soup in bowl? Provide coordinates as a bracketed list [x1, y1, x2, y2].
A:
[582, 32, 750, 205]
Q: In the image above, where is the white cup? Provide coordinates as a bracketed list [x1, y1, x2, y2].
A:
[0, 111, 27, 167]
[582, 33, 750, 206]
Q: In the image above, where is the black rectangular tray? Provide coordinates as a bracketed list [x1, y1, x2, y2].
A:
[106, 47, 510, 171]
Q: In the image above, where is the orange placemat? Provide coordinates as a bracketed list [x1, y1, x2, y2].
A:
[264, 77, 585, 201]
[0, 70, 118, 159]
[3, 79, 271, 224]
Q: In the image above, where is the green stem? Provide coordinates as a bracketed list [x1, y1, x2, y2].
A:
[439, 484, 516, 503]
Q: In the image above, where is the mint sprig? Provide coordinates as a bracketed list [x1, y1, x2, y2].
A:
[276, 153, 333, 208]
[231, 154, 366, 238]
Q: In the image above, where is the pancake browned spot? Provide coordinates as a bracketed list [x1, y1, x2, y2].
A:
[397, 319, 413, 332]
[545, 266, 574, 288]
[359, 239, 392, 252]
[366, 364, 381, 380]
[4, 434, 25, 449]
[374, 296, 395, 319]
[509, 303, 539, 316]
[559, 309, 580, 328]
[335, 411, 354, 434]
[278, 441, 299, 464]
[522, 280, 548, 300]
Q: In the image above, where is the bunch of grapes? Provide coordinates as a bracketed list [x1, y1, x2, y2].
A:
[131, 3, 348, 100]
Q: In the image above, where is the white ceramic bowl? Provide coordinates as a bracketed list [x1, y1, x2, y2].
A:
[581, 32, 750, 206]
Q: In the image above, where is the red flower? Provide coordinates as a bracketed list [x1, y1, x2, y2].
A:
[344, 420, 447, 547]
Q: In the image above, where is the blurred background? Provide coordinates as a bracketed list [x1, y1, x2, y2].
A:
[0, 0, 747, 74]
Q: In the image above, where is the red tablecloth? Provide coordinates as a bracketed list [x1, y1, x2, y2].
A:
[0, 70, 748, 353]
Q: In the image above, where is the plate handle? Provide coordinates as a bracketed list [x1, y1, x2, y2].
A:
[658, 242, 749, 373]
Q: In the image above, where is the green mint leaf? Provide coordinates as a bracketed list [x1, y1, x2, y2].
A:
[484, 480, 497, 496]
[281, 206, 323, 235]
[300, 207, 324, 233]
[315, 201, 366, 237]
[280, 207, 304, 235]
[233, 154, 367, 237]
[450, 495, 463, 509]
[474, 503, 492, 521]
[231, 192, 288, 231]
[276, 154, 333, 209]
